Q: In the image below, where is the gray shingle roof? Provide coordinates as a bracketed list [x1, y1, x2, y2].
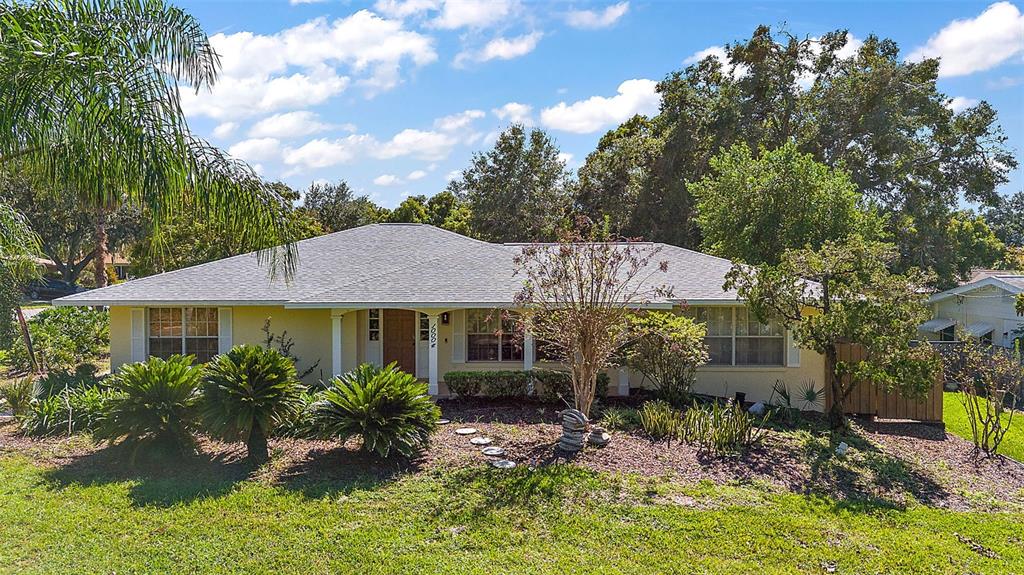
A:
[55, 224, 743, 307]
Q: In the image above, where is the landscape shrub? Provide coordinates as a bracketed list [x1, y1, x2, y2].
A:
[275, 390, 321, 439]
[769, 379, 824, 426]
[21, 384, 116, 437]
[946, 340, 1023, 457]
[5, 307, 109, 372]
[678, 400, 769, 456]
[639, 400, 679, 439]
[626, 311, 708, 407]
[533, 369, 610, 405]
[0, 376, 33, 416]
[200, 345, 305, 463]
[32, 364, 100, 399]
[93, 355, 202, 460]
[599, 406, 640, 431]
[312, 362, 440, 458]
[444, 370, 532, 398]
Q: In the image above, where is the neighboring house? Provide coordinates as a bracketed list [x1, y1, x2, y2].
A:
[55, 224, 825, 408]
[920, 271, 1024, 348]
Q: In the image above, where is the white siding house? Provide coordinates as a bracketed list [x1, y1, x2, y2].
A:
[920, 273, 1024, 348]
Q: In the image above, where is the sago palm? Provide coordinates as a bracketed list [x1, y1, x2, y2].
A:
[0, 0, 295, 276]
[200, 345, 304, 464]
[312, 363, 440, 459]
[94, 355, 202, 462]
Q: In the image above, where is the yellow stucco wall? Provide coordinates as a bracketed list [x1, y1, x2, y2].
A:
[109, 304, 827, 409]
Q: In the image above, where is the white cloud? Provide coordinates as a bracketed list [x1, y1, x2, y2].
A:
[372, 129, 457, 161]
[947, 96, 980, 113]
[445, 169, 462, 182]
[455, 32, 542, 66]
[907, 2, 1024, 77]
[228, 138, 282, 163]
[374, 174, 402, 186]
[558, 152, 574, 165]
[407, 169, 428, 181]
[181, 11, 436, 120]
[431, 0, 516, 29]
[988, 75, 1024, 89]
[374, 0, 439, 18]
[212, 122, 238, 139]
[540, 78, 659, 134]
[282, 135, 374, 170]
[492, 102, 533, 125]
[433, 109, 485, 131]
[683, 45, 728, 66]
[565, 2, 629, 29]
[797, 34, 864, 89]
[249, 111, 333, 139]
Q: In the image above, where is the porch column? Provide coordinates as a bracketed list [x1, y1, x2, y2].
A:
[331, 309, 344, 378]
[523, 331, 535, 370]
[427, 313, 439, 395]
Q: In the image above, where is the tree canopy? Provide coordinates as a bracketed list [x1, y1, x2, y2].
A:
[689, 142, 884, 265]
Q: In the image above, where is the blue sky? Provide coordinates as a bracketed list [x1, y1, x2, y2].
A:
[179, 0, 1024, 208]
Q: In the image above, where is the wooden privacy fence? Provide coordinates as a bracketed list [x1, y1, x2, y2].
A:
[826, 342, 944, 423]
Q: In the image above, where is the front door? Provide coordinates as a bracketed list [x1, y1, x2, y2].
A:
[383, 309, 417, 374]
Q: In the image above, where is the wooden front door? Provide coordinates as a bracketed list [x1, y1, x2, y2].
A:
[383, 309, 417, 374]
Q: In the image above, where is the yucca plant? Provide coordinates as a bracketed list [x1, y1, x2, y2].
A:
[678, 400, 769, 456]
[94, 355, 202, 462]
[311, 362, 440, 459]
[0, 376, 33, 417]
[200, 345, 304, 463]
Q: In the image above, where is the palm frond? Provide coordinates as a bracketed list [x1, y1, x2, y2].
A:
[0, 0, 296, 277]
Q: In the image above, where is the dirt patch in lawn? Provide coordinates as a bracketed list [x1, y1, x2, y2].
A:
[3, 400, 1023, 512]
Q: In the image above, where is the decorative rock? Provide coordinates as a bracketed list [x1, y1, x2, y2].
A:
[588, 426, 611, 447]
[437, 419, 451, 425]
[835, 441, 849, 456]
[481, 446, 506, 457]
[470, 436, 492, 445]
[558, 408, 589, 452]
[491, 459, 516, 469]
[455, 427, 477, 435]
[748, 401, 766, 416]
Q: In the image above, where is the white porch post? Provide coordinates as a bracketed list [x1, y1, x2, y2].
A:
[617, 367, 630, 396]
[331, 309, 344, 378]
[427, 313, 439, 395]
[523, 331, 535, 370]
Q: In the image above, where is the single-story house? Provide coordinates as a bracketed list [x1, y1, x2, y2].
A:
[55, 224, 826, 407]
[919, 270, 1024, 348]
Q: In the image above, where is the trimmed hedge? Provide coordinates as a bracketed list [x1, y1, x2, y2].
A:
[532, 369, 610, 404]
[443, 369, 611, 403]
[444, 370, 531, 398]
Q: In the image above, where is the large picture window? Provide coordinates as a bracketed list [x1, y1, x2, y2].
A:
[148, 307, 219, 363]
[466, 309, 522, 362]
[686, 306, 785, 367]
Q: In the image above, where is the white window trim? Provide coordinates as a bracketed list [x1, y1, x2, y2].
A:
[465, 309, 522, 363]
[693, 306, 786, 368]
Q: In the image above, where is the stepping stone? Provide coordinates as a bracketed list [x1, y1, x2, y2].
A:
[491, 459, 516, 469]
[470, 436, 492, 445]
[454, 427, 477, 435]
[437, 419, 451, 425]
[481, 446, 506, 457]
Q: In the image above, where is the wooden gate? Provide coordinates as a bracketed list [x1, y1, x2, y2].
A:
[827, 343, 944, 423]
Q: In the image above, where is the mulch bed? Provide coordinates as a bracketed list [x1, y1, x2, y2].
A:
[3, 401, 1024, 512]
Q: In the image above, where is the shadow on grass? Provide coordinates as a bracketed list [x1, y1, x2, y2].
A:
[801, 418, 948, 507]
[41, 441, 252, 507]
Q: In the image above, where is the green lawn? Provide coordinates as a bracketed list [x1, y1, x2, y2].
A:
[944, 391, 1024, 462]
[0, 452, 1021, 574]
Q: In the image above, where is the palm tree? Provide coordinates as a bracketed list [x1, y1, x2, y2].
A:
[0, 200, 41, 370]
[0, 0, 296, 276]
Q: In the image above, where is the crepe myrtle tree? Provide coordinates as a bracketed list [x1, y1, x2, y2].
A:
[513, 223, 672, 417]
[725, 236, 942, 428]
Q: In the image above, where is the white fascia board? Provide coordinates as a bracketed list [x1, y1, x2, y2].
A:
[53, 299, 288, 307]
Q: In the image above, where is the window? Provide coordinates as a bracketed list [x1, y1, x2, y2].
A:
[979, 331, 994, 346]
[938, 325, 955, 342]
[687, 306, 785, 367]
[419, 313, 429, 342]
[368, 309, 380, 341]
[466, 309, 522, 362]
[148, 307, 219, 363]
[734, 308, 784, 366]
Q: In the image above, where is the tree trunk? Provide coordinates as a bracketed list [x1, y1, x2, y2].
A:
[93, 210, 108, 288]
[825, 345, 845, 429]
[15, 304, 38, 373]
[247, 424, 269, 464]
